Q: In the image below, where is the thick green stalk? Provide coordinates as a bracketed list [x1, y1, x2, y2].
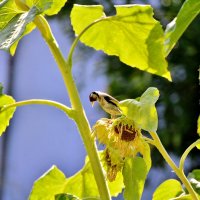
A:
[33, 15, 110, 200]
[150, 132, 199, 200]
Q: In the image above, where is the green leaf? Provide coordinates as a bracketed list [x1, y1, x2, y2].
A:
[24, 0, 52, 13]
[138, 140, 151, 172]
[152, 179, 183, 200]
[123, 157, 149, 200]
[0, 94, 16, 136]
[64, 160, 100, 198]
[107, 167, 124, 197]
[65, 155, 123, 198]
[55, 193, 79, 200]
[71, 4, 171, 81]
[29, 153, 124, 199]
[187, 170, 200, 195]
[43, 0, 68, 16]
[0, 0, 20, 30]
[24, 0, 67, 16]
[9, 22, 36, 55]
[0, 6, 39, 52]
[0, 0, 64, 54]
[119, 87, 159, 132]
[164, 0, 200, 56]
[29, 165, 68, 200]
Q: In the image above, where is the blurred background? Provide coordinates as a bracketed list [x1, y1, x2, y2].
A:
[0, 0, 199, 199]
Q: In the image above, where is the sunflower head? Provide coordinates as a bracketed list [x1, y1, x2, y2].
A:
[92, 116, 144, 181]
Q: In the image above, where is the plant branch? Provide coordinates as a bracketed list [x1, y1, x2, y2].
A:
[1, 99, 74, 118]
[150, 131, 199, 200]
[33, 15, 111, 200]
[179, 139, 200, 171]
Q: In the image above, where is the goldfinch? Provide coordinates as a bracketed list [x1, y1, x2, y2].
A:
[89, 91, 122, 118]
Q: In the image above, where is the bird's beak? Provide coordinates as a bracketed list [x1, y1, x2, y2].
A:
[91, 101, 94, 107]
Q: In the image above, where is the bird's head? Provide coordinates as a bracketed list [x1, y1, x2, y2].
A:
[89, 91, 100, 106]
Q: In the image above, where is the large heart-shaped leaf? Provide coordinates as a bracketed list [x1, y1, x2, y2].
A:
[71, 4, 171, 80]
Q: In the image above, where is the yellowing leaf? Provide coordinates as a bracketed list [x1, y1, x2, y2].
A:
[71, 4, 171, 80]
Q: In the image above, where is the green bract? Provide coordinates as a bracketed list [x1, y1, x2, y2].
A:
[119, 87, 159, 132]
[0, 94, 16, 136]
[71, 4, 171, 80]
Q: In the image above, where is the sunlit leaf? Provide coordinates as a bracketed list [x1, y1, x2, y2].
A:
[25, 0, 52, 12]
[55, 193, 79, 200]
[71, 4, 171, 80]
[0, 0, 20, 31]
[29, 165, 68, 200]
[119, 87, 159, 132]
[152, 179, 183, 200]
[0, 6, 39, 52]
[164, 0, 200, 56]
[24, 0, 67, 15]
[138, 140, 151, 172]
[65, 153, 124, 198]
[64, 160, 99, 198]
[29, 153, 124, 199]
[43, 0, 68, 16]
[0, 95, 16, 136]
[123, 157, 149, 200]
[0, 0, 65, 54]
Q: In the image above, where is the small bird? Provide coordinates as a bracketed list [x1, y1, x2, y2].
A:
[89, 91, 122, 118]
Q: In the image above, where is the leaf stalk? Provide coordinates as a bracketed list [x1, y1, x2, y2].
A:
[179, 139, 200, 171]
[150, 131, 199, 200]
